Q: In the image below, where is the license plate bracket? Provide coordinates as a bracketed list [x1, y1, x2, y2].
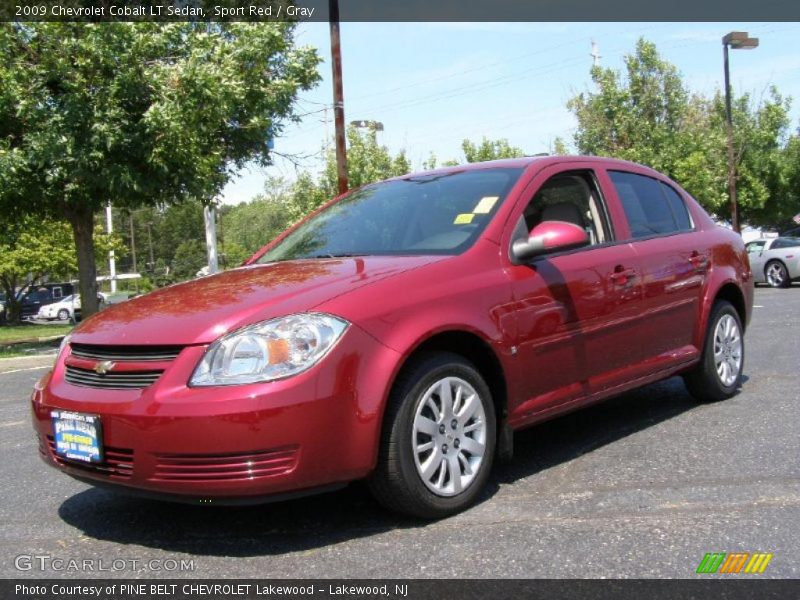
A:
[51, 410, 103, 464]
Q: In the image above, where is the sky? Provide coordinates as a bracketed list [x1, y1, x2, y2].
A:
[220, 21, 800, 206]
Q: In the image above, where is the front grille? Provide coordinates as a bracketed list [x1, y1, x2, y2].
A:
[151, 447, 299, 482]
[70, 343, 183, 362]
[47, 436, 134, 479]
[65, 365, 163, 389]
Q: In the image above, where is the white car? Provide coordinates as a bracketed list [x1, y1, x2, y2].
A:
[37, 294, 105, 321]
[746, 237, 800, 288]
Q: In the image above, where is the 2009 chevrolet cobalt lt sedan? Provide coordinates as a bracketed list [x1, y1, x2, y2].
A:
[32, 156, 753, 518]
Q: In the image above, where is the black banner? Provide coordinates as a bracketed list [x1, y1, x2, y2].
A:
[3, 0, 800, 23]
[5, 580, 800, 600]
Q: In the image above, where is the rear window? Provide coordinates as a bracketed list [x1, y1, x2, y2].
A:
[771, 238, 800, 249]
[659, 182, 693, 231]
[609, 171, 692, 238]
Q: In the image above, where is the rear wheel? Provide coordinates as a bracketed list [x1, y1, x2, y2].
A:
[765, 260, 789, 288]
[684, 300, 744, 402]
[368, 352, 496, 519]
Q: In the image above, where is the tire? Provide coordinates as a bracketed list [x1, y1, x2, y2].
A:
[683, 300, 744, 403]
[368, 352, 496, 519]
[765, 260, 790, 288]
[57, 309, 70, 321]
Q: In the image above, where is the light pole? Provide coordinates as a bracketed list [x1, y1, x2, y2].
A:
[722, 31, 758, 234]
[350, 120, 384, 132]
[329, 0, 348, 195]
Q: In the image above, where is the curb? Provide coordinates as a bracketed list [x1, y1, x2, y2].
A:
[0, 334, 65, 347]
[0, 352, 57, 362]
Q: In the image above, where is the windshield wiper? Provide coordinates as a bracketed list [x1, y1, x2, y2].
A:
[307, 253, 365, 259]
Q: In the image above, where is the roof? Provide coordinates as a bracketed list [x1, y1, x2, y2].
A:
[397, 155, 664, 179]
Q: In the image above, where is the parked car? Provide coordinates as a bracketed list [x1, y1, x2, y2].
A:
[746, 237, 800, 288]
[31, 157, 752, 519]
[36, 294, 105, 321]
[18, 282, 76, 319]
[780, 225, 800, 238]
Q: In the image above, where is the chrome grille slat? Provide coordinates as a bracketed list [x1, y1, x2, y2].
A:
[70, 343, 183, 362]
[46, 436, 134, 479]
[65, 365, 162, 389]
[151, 447, 299, 482]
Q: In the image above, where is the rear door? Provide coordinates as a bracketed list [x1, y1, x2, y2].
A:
[604, 169, 706, 362]
[504, 163, 644, 421]
[746, 240, 768, 281]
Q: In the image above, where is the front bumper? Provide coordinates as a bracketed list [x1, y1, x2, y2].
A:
[31, 326, 400, 503]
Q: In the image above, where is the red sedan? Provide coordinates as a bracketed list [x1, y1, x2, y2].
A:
[31, 156, 753, 518]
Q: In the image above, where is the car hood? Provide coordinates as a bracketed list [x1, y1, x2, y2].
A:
[72, 256, 445, 346]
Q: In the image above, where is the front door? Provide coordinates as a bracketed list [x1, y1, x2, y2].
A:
[505, 166, 643, 424]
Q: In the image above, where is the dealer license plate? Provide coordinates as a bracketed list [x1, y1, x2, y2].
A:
[51, 410, 103, 463]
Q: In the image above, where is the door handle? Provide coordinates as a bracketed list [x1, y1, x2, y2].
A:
[689, 251, 708, 272]
[609, 265, 636, 285]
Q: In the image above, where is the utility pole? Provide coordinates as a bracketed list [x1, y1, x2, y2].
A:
[204, 204, 219, 275]
[146, 221, 155, 272]
[105, 203, 117, 293]
[129, 212, 138, 293]
[129, 213, 137, 271]
[590, 39, 601, 67]
[329, 0, 348, 194]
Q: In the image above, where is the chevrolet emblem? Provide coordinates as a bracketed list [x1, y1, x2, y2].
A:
[94, 360, 116, 376]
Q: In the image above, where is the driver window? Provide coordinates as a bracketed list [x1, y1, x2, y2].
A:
[523, 172, 610, 245]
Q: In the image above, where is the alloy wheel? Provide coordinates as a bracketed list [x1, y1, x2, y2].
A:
[713, 314, 742, 387]
[766, 262, 786, 287]
[412, 376, 487, 496]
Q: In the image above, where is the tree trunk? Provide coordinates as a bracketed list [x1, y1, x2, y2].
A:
[0, 277, 19, 325]
[68, 208, 100, 318]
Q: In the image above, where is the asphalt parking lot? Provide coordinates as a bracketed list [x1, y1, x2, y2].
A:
[1, 286, 798, 579]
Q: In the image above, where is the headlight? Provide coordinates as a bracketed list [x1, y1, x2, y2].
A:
[189, 313, 349, 386]
[55, 334, 71, 365]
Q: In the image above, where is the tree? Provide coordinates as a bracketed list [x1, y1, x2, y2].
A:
[218, 126, 413, 256]
[154, 201, 206, 265]
[0, 23, 320, 317]
[567, 38, 689, 175]
[551, 137, 570, 156]
[720, 89, 793, 227]
[461, 137, 526, 163]
[0, 217, 76, 323]
[220, 195, 294, 255]
[286, 126, 411, 223]
[421, 137, 525, 169]
[171, 240, 207, 280]
[567, 38, 795, 225]
[321, 126, 411, 193]
[780, 133, 800, 228]
[0, 216, 123, 323]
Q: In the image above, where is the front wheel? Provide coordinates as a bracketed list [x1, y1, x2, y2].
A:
[368, 352, 496, 519]
[765, 260, 790, 288]
[57, 309, 70, 321]
[683, 300, 744, 402]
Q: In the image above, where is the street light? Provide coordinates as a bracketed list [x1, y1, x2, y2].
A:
[350, 120, 384, 132]
[722, 31, 759, 234]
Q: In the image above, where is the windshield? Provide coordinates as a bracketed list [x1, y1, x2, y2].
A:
[258, 168, 523, 262]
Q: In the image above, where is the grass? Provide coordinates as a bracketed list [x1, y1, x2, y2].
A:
[0, 341, 59, 359]
[0, 323, 73, 344]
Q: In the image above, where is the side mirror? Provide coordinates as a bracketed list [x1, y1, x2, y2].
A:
[511, 221, 589, 263]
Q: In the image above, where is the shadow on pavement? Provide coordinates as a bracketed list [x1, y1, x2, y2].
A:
[59, 375, 735, 557]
